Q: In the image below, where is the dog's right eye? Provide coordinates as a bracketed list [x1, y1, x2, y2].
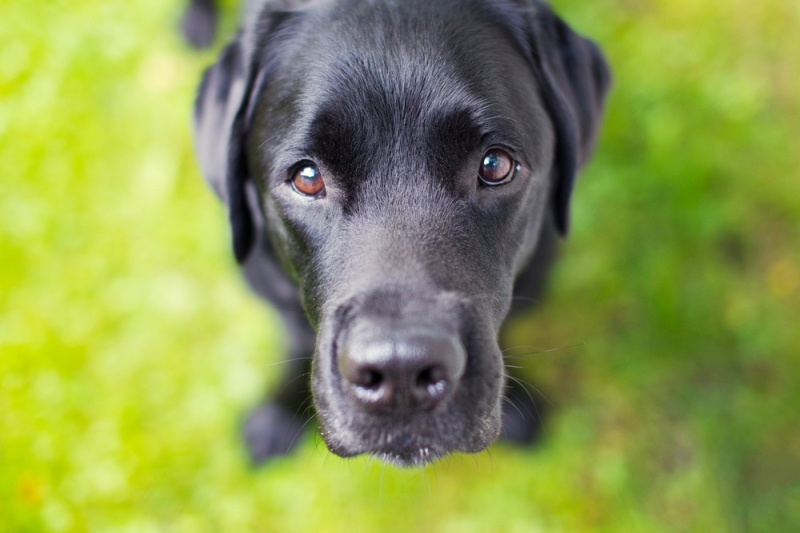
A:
[292, 164, 325, 197]
[478, 149, 517, 186]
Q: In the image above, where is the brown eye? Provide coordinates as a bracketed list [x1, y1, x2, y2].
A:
[478, 149, 516, 186]
[292, 164, 325, 197]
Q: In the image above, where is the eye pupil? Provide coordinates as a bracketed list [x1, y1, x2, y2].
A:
[478, 149, 515, 185]
[292, 164, 325, 197]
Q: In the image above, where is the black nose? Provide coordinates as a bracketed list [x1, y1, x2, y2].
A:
[338, 325, 466, 413]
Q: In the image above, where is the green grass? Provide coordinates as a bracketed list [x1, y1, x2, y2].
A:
[1, 0, 799, 531]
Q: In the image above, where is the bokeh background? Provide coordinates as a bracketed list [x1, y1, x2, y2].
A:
[2, 0, 799, 531]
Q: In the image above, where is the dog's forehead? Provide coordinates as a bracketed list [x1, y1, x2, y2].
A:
[302, 1, 528, 119]
[255, 0, 546, 194]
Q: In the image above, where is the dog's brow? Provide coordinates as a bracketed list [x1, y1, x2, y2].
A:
[307, 107, 369, 173]
[429, 109, 484, 158]
[426, 108, 484, 185]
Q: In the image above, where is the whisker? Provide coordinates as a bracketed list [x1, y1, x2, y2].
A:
[323, 450, 331, 471]
[515, 394, 536, 420]
[431, 457, 441, 487]
[500, 393, 525, 420]
[502, 355, 538, 362]
[294, 401, 315, 422]
[308, 431, 324, 464]
[362, 455, 374, 482]
[263, 356, 313, 368]
[286, 413, 317, 451]
[502, 345, 544, 354]
[258, 133, 280, 149]
[502, 342, 587, 359]
[505, 374, 536, 406]
[529, 397, 546, 439]
[506, 373, 552, 406]
[380, 463, 386, 501]
[278, 372, 311, 395]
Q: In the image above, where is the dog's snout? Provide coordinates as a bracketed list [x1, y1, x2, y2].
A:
[339, 328, 466, 413]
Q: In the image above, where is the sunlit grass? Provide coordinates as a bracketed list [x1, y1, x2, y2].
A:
[1, 0, 799, 531]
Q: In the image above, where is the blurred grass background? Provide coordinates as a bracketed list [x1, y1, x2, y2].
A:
[1, 0, 799, 531]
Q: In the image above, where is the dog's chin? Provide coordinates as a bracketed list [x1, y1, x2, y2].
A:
[373, 445, 449, 468]
[318, 411, 502, 467]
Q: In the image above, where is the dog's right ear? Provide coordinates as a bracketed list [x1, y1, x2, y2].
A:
[194, 38, 255, 263]
[535, 9, 611, 236]
[509, 1, 612, 236]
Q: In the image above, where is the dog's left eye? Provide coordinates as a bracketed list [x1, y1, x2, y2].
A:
[478, 149, 517, 186]
[292, 164, 325, 197]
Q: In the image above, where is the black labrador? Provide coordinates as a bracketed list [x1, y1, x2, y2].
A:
[189, 0, 610, 466]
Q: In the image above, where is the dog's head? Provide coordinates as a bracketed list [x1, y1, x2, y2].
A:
[194, 0, 609, 466]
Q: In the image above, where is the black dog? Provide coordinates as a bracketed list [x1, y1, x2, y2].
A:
[190, 0, 610, 466]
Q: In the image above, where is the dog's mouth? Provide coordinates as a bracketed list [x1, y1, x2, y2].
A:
[373, 439, 449, 467]
[317, 392, 501, 467]
[319, 416, 458, 467]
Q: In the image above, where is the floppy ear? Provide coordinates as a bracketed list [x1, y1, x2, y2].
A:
[194, 38, 255, 262]
[524, 3, 611, 235]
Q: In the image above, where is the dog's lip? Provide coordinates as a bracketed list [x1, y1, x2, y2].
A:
[368, 434, 451, 467]
[373, 444, 448, 467]
[318, 418, 457, 465]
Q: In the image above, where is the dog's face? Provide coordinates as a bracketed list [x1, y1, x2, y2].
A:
[195, 0, 609, 466]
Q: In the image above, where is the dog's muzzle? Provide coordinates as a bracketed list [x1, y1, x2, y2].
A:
[313, 286, 502, 465]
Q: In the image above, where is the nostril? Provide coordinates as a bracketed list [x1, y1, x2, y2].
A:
[339, 323, 466, 411]
[350, 367, 388, 404]
[415, 365, 448, 397]
[359, 368, 383, 391]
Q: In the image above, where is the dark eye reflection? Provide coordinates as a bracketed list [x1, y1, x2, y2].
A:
[478, 149, 516, 186]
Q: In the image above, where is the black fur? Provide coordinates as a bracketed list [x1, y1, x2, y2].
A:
[192, 0, 610, 466]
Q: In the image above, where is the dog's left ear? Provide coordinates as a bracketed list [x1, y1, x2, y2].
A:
[194, 37, 256, 263]
[520, 3, 612, 235]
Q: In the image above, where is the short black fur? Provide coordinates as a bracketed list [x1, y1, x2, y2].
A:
[192, 0, 610, 466]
